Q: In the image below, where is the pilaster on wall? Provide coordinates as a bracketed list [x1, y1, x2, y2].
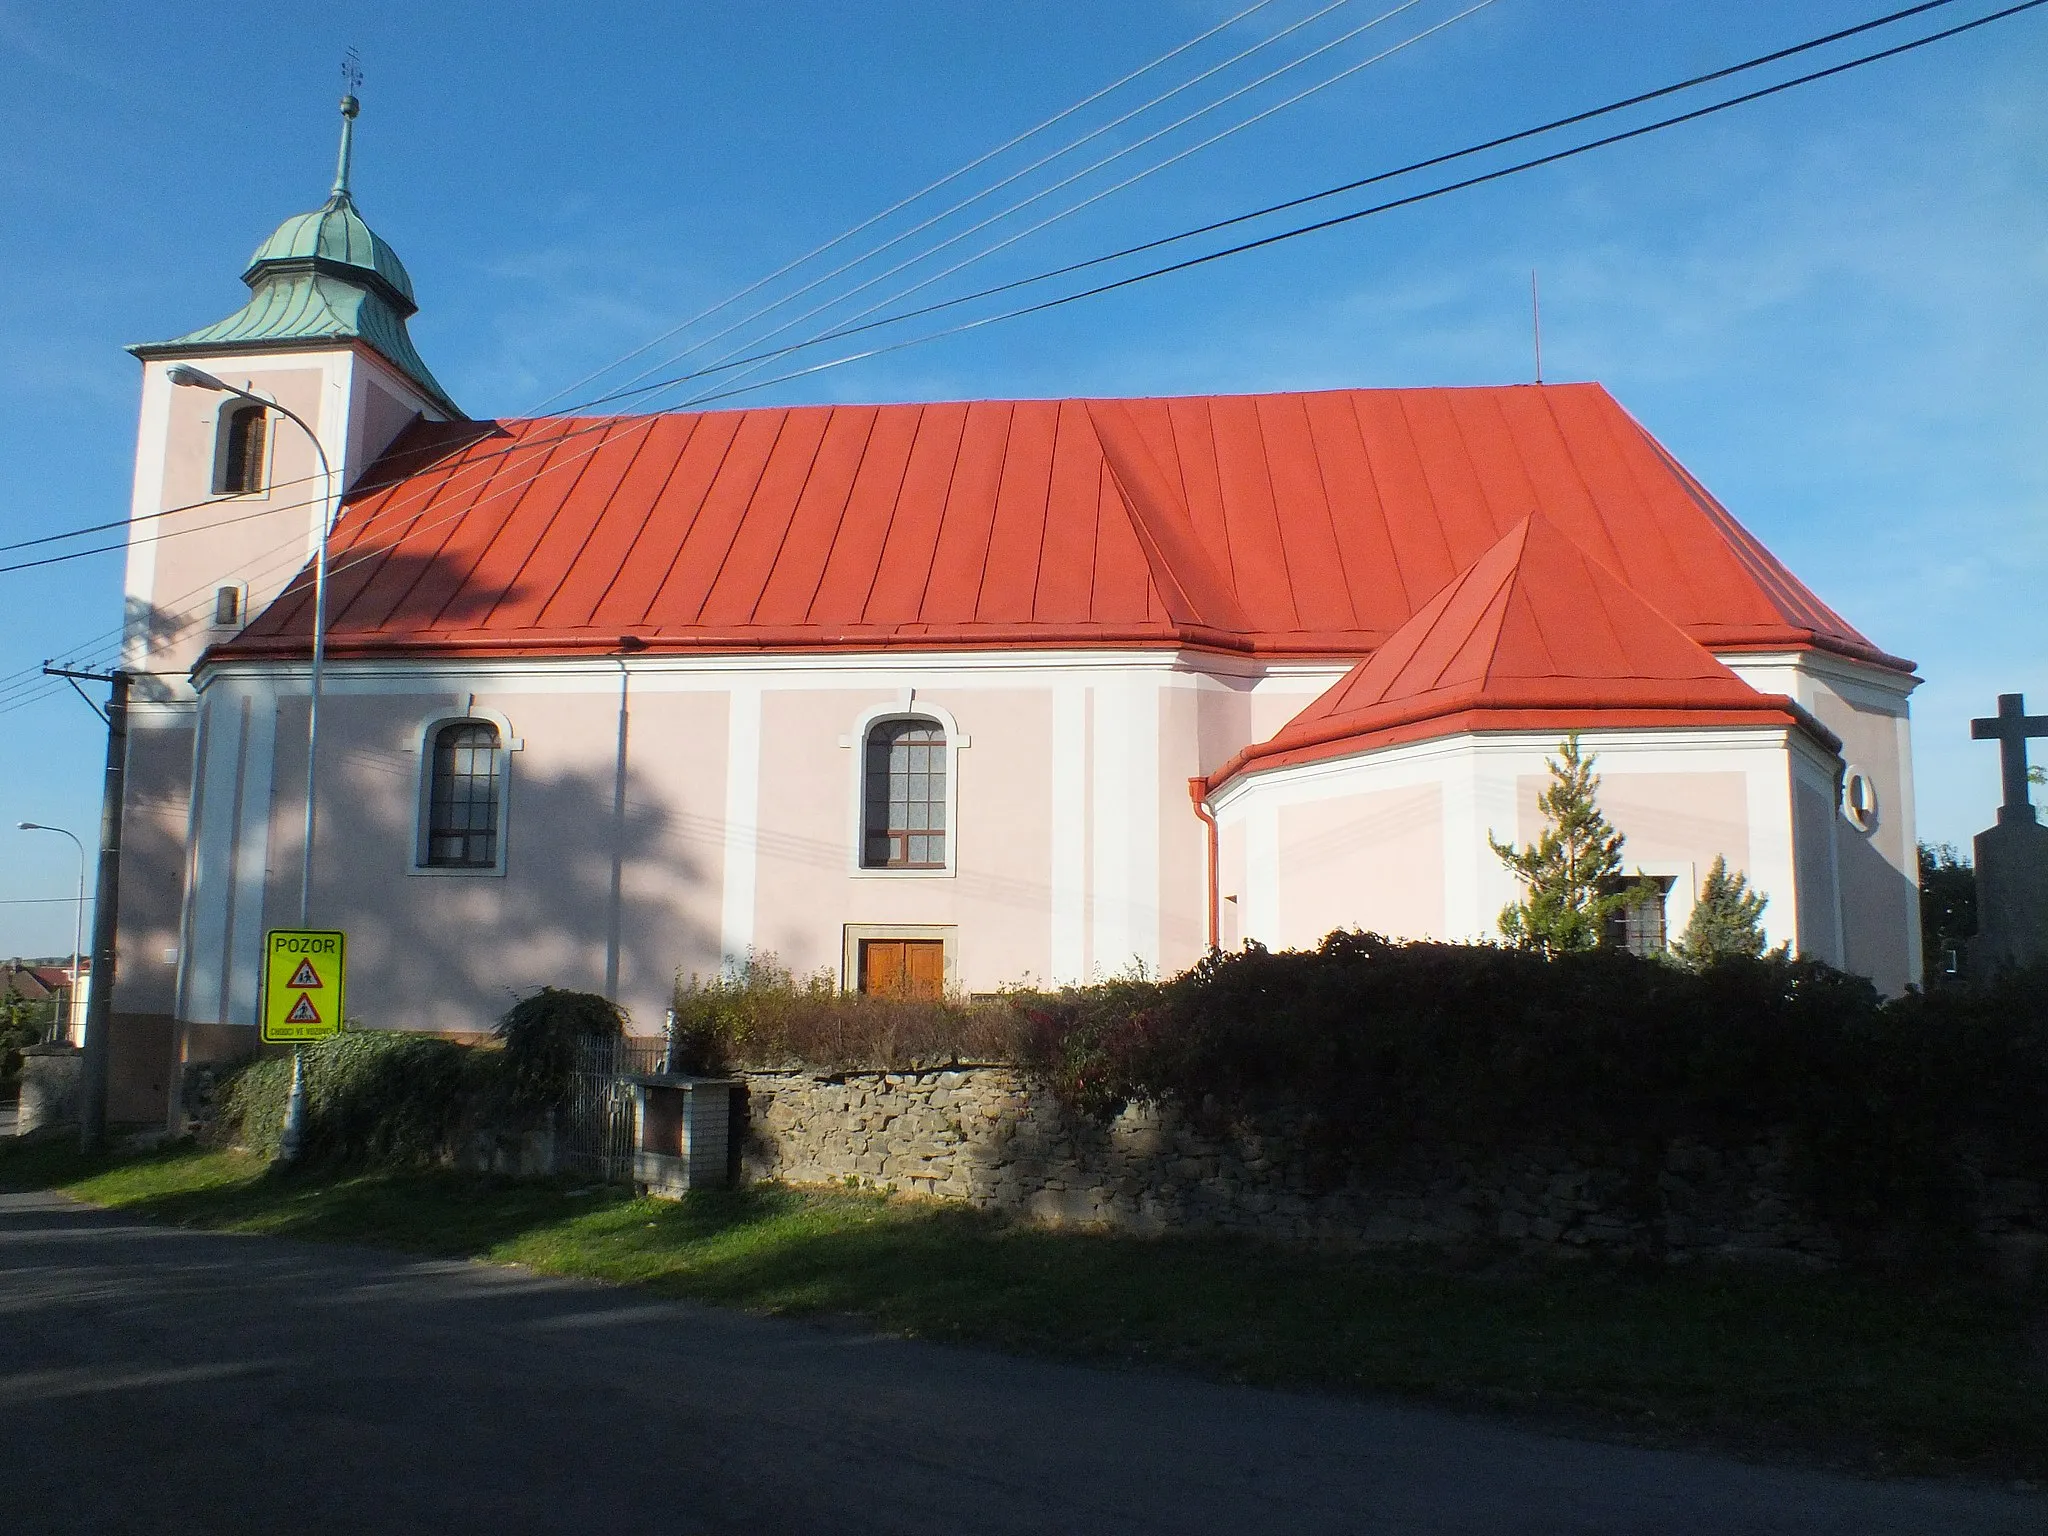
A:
[1049, 681, 1087, 984]
[719, 684, 762, 971]
[1089, 677, 1161, 980]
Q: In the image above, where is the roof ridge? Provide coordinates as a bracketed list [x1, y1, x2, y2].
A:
[1208, 510, 1826, 788]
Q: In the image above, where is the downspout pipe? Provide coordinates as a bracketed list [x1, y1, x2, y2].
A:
[1187, 778, 1219, 953]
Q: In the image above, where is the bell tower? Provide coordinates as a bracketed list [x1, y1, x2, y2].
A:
[124, 88, 461, 697]
[107, 87, 462, 1108]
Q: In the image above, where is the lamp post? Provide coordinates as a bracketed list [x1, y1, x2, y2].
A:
[166, 366, 334, 928]
[169, 365, 337, 1162]
[15, 822, 85, 1042]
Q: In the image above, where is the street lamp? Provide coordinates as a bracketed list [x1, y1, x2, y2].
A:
[15, 822, 85, 1043]
[169, 365, 337, 1163]
[166, 364, 335, 928]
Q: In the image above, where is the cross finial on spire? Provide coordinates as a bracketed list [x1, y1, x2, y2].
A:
[333, 48, 363, 199]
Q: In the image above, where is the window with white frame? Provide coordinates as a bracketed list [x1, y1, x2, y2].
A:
[424, 721, 502, 869]
[862, 718, 947, 869]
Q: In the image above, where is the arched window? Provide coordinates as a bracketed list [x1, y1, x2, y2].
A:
[215, 403, 269, 496]
[862, 719, 946, 869]
[425, 722, 501, 868]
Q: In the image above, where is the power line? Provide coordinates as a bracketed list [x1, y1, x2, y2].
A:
[0, 1, 1388, 570]
[619, 0, 1491, 413]
[589, 0, 1438, 409]
[658, 0, 2047, 412]
[590, 0, 1980, 407]
[524, 0, 1292, 414]
[0, 0, 1482, 582]
[0, 0, 2033, 707]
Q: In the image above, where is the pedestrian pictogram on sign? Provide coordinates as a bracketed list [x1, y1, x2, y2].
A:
[263, 930, 346, 1043]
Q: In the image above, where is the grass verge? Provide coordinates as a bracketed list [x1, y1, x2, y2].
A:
[5, 1138, 2043, 1483]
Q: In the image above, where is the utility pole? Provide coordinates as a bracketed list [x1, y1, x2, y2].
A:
[45, 664, 128, 1152]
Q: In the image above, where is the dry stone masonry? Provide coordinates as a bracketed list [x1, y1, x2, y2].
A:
[737, 1065, 2045, 1269]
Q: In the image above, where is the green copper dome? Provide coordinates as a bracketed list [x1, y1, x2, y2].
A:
[243, 192, 417, 310]
[130, 95, 461, 419]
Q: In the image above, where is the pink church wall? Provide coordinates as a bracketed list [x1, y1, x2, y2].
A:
[147, 364, 330, 684]
[112, 724, 193, 1016]
[1218, 819, 1247, 951]
[1514, 769, 1752, 894]
[257, 685, 728, 1035]
[1276, 785, 1444, 948]
[750, 687, 1057, 990]
[1592, 772, 1751, 875]
[1793, 776, 1843, 966]
[1823, 695, 1915, 994]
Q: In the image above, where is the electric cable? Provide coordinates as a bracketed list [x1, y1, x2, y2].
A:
[657, 0, 2047, 413]
[523, 0, 1291, 413]
[588, 0, 1979, 407]
[672, 0, 1498, 412]
[0, 0, 1465, 579]
[0, 0, 2034, 711]
[590, 0, 1452, 411]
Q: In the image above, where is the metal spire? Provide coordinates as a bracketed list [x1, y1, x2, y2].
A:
[332, 48, 362, 199]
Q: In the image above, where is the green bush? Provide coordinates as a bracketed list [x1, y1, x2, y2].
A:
[212, 1030, 487, 1164]
[669, 954, 1028, 1074]
[1014, 934, 2048, 1254]
[494, 987, 624, 1112]
[210, 985, 629, 1164]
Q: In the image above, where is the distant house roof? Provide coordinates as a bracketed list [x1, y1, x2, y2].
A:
[215, 383, 1905, 672]
[2, 963, 77, 1003]
[1208, 513, 1841, 790]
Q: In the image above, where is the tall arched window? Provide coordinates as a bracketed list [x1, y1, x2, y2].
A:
[862, 719, 946, 869]
[426, 721, 501, 868]
[215, 403, 268, 496]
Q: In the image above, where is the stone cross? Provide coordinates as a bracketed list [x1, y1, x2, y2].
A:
[1971, 692, 2048, 825]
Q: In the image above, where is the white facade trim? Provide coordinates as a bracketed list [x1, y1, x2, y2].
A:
[720, 684, 762, 969]
[1088, 677, 1162, 978]
[225, 699, 276, 1026]
[1050, 680, 1088, 984]
[196, 649, 1356, 691]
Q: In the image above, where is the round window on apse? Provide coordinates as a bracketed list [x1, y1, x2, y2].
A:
[1842, 768, 1878, 833]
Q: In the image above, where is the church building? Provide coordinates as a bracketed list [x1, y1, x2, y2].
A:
[103, 106, 1922, 1115]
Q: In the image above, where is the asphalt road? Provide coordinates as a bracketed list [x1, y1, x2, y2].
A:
[0, 1190, 2039, 1535]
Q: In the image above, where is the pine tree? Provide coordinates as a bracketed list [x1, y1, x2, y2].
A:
[1674, 855, 1769, 969]
[1489, 734, 1638, 956]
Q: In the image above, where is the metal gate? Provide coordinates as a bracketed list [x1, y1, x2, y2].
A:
[560, 1035, 663, 1183]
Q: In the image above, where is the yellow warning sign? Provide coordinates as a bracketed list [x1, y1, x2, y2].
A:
[263, 929, 346, 1044]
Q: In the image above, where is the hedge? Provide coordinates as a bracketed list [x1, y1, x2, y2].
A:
[211, 986, 623, 1165]
[676, 937, 2048, 1253]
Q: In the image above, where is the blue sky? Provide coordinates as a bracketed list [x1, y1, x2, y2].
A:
[0, 0, 2043, 957]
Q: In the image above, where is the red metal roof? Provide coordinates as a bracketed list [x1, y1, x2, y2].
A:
[220, 383, 1905, 670]
[1208, 512, 1838, 788]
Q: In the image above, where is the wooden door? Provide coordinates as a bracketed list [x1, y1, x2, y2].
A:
[860, 939, 945, 999]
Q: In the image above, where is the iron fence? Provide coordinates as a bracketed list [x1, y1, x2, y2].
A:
[559, 1034, 665, 1183]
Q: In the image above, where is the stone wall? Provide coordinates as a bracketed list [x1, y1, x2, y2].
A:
[737, 1065, 2045, 1268]
[15, 1043, 82, 1138]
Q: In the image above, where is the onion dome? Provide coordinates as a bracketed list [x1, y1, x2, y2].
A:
[130, 94, 460, 419]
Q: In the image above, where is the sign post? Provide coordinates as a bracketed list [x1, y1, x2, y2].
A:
[263, 929, 345, 1161]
